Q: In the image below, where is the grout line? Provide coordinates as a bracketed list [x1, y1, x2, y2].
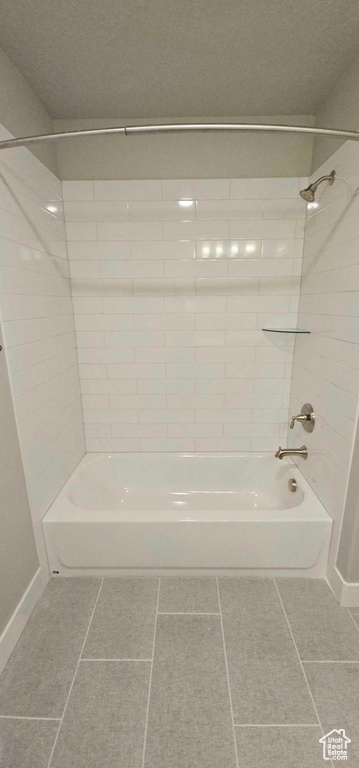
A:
[324, 578, 342, 601]
[346, 607, 359, 634]
[157, 611, 220, 615]
[0, 715, 61, 722]
[233, 723, 321, 727]
[301, 659, 359, 663]
[45, 577, 104, 768]
[326, 578, 359, 635]
[6, 328, 73, 353]
[141, 576, 160, 768]
[216, 578, 240, 768]
[274, 579, 335, 768]
[325, 578, 359, 633]
[80, 658, 152, 662]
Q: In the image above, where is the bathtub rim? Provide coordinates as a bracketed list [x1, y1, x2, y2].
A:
[42, 451, 332, 525]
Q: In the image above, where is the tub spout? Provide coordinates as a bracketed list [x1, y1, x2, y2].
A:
[275, 445, 308, 460]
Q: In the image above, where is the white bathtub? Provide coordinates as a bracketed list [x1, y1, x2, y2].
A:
[43, 453, 332, 576]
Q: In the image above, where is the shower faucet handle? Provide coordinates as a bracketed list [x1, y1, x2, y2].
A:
[290, 403, 315, 433]
[290, 414, 310, 429]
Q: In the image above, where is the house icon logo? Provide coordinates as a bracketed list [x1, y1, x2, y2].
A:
[319, 729, 351, 760]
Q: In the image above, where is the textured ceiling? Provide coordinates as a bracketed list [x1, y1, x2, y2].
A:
[0, 0, 359, 119]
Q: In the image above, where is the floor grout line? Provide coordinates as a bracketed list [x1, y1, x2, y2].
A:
[233, 723, 322, 727]
[0, 715, 61, 722]
[326, 578, 359, 637]
[80, 658, 152, 662]
[140, 576, 160, 768]
[45, 577, 104, 768]
[216, 578, 240, 768]
[157, 611, 220, 615]
[274, 578, 335, 768]
[301, 659, 359, 663]
[346, 607, 359, 634]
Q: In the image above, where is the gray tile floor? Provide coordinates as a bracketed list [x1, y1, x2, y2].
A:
[0, 577, 359, 767]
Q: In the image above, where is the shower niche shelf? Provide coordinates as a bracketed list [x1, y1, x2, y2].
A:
[262, 328, 311, 334]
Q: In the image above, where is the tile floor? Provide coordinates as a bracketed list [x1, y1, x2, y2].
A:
[0, 577, 359, 767]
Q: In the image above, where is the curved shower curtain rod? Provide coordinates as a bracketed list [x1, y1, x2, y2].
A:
[0, 122, 359, 151]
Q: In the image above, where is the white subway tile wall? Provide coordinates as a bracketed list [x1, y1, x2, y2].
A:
[0, 127, 85, 564]
[63, 177, 306, 452]
[289, 142, 359, 568]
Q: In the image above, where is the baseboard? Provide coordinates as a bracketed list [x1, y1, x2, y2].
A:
[329, 566, 359, 607]
[0, 567, 48, 675]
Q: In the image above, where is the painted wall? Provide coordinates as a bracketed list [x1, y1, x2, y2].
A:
[0, 125, 85, 566]
[64, 176, 305, 452]
[54, 116, 315, 180]
[337, 419, 359, 583]
[289, 140, 359, 585]
[0, 321, 38, 634]
[313, 54, 359, 171]
[0, 47, 57, 174]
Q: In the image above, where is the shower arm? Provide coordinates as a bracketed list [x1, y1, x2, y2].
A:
[0, 122, 359, 151]
[311, 172, 335, 187]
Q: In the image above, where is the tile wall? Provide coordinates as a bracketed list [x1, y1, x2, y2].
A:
[289, 140, 359, 577]
[0, 127, 85, 565]
[0, 322, 39, 634]
[63, 177, 306, 452]
[2, 125, 358, 585]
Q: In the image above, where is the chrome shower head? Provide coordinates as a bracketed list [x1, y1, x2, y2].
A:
[299, 170, 335, 203]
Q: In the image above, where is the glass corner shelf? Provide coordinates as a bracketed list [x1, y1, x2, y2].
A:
[261, 328, 311, 334]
